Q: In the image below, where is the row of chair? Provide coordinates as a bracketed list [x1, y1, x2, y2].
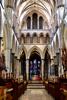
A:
[43, 78, 67, 100]
[0, 77, 27, 100]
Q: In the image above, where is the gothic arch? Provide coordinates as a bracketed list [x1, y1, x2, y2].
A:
[26, 33, 31, 43]
[27, 16, 31, 29]
[46, 33, 50, 43]
[28, 46, 42, 59]
[20, 34, 25, 44]
[20, 9, 49, 29]
[20, 46, 27, 59]
[32, 13, 38, 29]
[43, 47, 51, 59]
[39, 33, 44, 43]
[39, 16, 43, 29]
[32, 33, 38, 43]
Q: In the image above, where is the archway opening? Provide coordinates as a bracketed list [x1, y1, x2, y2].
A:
[27, 16, 31, 29]
[20, 50, 26, 80]
[32, 13, 37, 29]
[29, 51, 41, 80]
[44, 50, 51, 79]
[33, 33, 38, 43]
[39, 16, 43, 29]
[26, 33, 30, 43]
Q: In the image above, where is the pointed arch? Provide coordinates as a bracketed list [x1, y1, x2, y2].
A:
[28, 46, 42, 59]
[33, 33, 38, 43]
[27, 16, 31, 29]
[20, 34, 25, 44]
[39, 33, 44, 43]
[43, 47, 51, 59]
[39, 16, 43, 29]
[32, 13, 38, 29]
[26, 33, 31, 43]
[20, 45, 27, 59]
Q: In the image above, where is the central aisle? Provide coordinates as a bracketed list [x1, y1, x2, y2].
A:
[19, 89, 54, 100]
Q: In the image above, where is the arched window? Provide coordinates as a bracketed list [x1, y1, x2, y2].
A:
[21, 34, 25, 44]
[27, 16, 31, 29]
[39, 16, 43, 29]
[26, 33, 30, 43]
[33, 33, 38, 43]
[32, 13, 37, 29]
[46, 34, 50, 43]
[39, 33, 44, 43]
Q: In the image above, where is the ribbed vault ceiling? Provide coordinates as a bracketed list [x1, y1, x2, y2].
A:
[14, 0, 56, 30]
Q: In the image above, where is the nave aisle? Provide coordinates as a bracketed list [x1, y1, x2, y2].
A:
[19, 89, 54, 100]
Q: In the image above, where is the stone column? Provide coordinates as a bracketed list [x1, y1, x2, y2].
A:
[26, 59, 29, 81]
[50, 58, 54, 75]
[16, 58, 20, 79]
[19, 60, 21, 75]
[48, 61, 51, 77]
[11, 53, 14, 73]
[0, 38, 2, 51]
[31, 16, 32, 29]
[53, 55, 57, 76]
[38, 16, 39, 29]
[41, 59, 44, 80]
[4, 49, 11, 72]
[14, 56, 17, 78]
[57, 49, 64, 77]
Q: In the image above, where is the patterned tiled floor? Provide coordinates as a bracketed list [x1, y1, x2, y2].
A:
[19, 89, 54, 100]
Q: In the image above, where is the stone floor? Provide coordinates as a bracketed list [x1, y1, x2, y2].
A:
[19, 89, 54, 100]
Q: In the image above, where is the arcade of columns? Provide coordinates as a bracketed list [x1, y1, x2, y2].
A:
[0, 0, 67, 80]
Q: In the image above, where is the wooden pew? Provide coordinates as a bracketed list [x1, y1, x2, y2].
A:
[59, 78, 67, 100]
[0, 86, 6, 100]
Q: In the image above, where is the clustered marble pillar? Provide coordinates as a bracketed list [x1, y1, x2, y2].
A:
[41, 59, 44, 80]
[4, 49, 11, 72]
[26, 59, 29, 81]
[5, 48, 21, 79]
[57, 49, 64, 77]
[15, 58, 20, 78]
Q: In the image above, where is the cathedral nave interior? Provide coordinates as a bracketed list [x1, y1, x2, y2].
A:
[0, 0, 67, 100]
